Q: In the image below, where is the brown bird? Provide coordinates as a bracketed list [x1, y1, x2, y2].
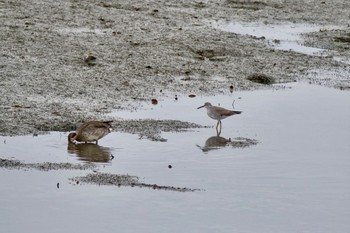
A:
[197, 102, 241, 135]
[68, 121, 113, 144]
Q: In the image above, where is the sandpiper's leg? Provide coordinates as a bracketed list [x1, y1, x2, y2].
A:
[95, 140, 98, 145]
[216, 126, 221, 136]
[218, 120, 222, 136]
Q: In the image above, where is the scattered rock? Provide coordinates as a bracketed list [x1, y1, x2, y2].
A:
[151, 98, 158, 105]
[334, 36, 350, 43]
[83, 51, 97, 65]
[229, 84, 234, 92]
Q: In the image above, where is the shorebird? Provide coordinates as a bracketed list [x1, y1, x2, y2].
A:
[68, 121, 113, 144]
[197, 102, 241, 135]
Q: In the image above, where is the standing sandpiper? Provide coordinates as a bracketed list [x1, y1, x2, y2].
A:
[197, 102, 241, 135]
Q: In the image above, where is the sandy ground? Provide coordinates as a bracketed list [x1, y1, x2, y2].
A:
[1, 0, 350, 136]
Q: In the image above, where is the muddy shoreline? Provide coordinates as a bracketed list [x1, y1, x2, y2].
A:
[1, 0, 350, 136]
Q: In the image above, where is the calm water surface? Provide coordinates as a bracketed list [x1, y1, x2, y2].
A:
[1, 83, 349, 233]
[208, 20, 341, 56]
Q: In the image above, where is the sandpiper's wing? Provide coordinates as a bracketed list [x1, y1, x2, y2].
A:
[212, 106, 242, 117]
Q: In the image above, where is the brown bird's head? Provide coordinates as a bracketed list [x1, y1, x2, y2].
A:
[68, 132, 78, 144]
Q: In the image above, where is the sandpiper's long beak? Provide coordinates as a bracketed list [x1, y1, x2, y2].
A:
[197, 105, 205, 109]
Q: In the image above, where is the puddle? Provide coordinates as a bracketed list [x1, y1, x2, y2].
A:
[208, 20, 337, 56]
[56, 27, 112, 35]
[1, 83, 350, 233]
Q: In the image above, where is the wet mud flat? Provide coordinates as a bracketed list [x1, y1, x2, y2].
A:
[1, 0, 350, 136]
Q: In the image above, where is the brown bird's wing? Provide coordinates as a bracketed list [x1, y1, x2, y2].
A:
[77, 121, 112, 131]
[76, 121, 112, 141]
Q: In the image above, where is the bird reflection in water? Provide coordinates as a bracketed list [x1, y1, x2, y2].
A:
[197, 135, 231, 152]
[197, 135, 259, 153]
[67, 143, 113, 163]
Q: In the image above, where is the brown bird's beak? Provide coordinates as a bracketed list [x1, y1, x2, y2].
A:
[197, 105, 205, 109]
[68, 133, 78, 144]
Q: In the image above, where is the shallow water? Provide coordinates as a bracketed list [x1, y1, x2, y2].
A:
[56, 27, 112, 35]
[209, 21, 337, 56]
[1, 83, 350, 233]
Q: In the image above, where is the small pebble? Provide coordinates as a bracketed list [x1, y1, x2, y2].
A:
[83, 51, 97, 65]
[151, 98, 158, 105]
